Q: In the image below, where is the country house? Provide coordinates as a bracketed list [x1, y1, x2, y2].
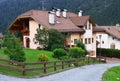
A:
[9, 9, 120, 57]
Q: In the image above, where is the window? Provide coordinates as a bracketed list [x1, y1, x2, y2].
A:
[89, 24, 91, 30]
[81, 38, 83, 43]
[92, 38, 94, 43]
[85, 38, 87, 44]
[85, 24, 87, 29]
[102, 41, 104, 44]
[88, 38, 91, 44]
[38, 24, 41, 29]
[74, 39, 77, 44]
[110, 43, 115, 49]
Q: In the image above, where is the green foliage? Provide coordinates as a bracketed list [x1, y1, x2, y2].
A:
[77, 40, 88, 55]
[3, 33, 26, 62]
[53, 48, 67, 60]
[51, 44, 63, 51]
[68, 47, 85, 58]
[34, 28, 49, 49]
[1, 0, 120, 33]
[97, 48, 120, 58]
[102, 66, 120, 81]
[47, 29, 65, 50]
[38, 54, 49, 62]
[0, 40, 3, 48]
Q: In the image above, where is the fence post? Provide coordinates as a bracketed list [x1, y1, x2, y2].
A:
[44, 62, 47, 73]
[62, 61, 64, 69]
[68, 60, 70, 67]
[54, 62, 56, 71]
[22, 62, 26, 76]
[88, 57, 89, 64]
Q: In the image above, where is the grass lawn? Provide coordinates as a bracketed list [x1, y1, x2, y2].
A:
[0, 48, 56, 62]
[0, 48, 59, 77]
[0, 48, 99, 77]
[102, 66, 120, 81]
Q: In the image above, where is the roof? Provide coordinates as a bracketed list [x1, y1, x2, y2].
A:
[70, 16, 96, 27]
[95, 26, 120, 40]
[9, 10, 94, 33]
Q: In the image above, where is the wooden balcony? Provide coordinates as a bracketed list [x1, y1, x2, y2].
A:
[21, 29, 29, 36]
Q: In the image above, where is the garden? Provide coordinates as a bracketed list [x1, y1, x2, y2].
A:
[0, 29, 99, 77]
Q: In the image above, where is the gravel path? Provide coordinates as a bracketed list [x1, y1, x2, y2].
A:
[0, 63, 120, 81]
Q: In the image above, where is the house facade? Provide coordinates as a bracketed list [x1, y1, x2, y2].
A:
[95, 26, 120, 50]
[9, 9, 97, 57]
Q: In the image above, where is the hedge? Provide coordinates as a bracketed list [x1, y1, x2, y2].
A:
[97, 48, 120, 58]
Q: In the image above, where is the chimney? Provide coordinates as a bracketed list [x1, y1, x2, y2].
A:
[49, 11, 55, 24]
[116, 24, 120, 27]
[62, 9, 67, 18]
[78, 10, 83, 16]
[56, 9, 61, 17]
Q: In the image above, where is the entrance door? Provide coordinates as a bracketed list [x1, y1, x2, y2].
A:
[26, 38, 30, 48]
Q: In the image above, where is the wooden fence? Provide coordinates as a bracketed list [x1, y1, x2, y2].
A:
[0, 57, 98, 76]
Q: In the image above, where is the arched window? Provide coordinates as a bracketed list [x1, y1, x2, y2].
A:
[110, 43, 115, 49]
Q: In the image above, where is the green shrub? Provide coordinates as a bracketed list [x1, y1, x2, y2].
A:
[74, 61, 86, 67]
[51, 44, 63, 51]
[3, 33, 26, 62]
[77, 40, 88, 55]
[53, 48, 67, 60]
[38, 54, 49, 62]
[68, 47, 85, 58]
[97, 48, 120, 58]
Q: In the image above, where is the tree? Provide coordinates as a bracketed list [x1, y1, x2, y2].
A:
[3, 33, 26, 62]
[47, 29, 65, 50]
[34, 28, 49, 49]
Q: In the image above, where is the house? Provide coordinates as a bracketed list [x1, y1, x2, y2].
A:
[9, 9, 97, 57]
[94, 25, 120, 49]
[0, 33, 3, 40]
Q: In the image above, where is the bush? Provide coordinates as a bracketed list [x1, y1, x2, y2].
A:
[77, 40, 88, 55]
[74, 61, 86, 67]
[97, 48, 120, 58]
[53, 48, 67, 60]
[68, 47, 85, 58]
[51, 44, 63, 51]
[38, 54, 49, 62]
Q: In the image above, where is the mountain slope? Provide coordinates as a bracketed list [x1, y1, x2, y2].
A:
[0, 0, 120, 33]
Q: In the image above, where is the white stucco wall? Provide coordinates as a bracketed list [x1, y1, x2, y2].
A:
[97, 33, 120, 50]
[29, 20, 40, 49]
[108, 36, 120, 49]
[83, 21, 93, 51]
[96, 33, 109, 48]
[70, 33, 80, 46]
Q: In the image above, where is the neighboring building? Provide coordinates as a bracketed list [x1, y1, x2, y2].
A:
[94, 25, 120, 50]
[9, 9, 97, 57]
[0, 33, 3, 40]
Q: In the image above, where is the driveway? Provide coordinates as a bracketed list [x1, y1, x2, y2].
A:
[0, 63, 120, 81]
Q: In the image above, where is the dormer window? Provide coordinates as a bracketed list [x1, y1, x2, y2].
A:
[89, 24, 91, 30]
[56, 20, 61, 24]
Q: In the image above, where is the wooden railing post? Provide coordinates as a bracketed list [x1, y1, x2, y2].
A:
[54, 62, 56, 71]
[44, 62, 47, 73]
[22, 62, 26, 76]
[62, 61, 64, 69]
[68, 60, 70, 67]
[88, 57, 90, 64]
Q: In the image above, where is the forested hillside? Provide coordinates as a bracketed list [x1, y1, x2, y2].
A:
[0, 0, 120, 33]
